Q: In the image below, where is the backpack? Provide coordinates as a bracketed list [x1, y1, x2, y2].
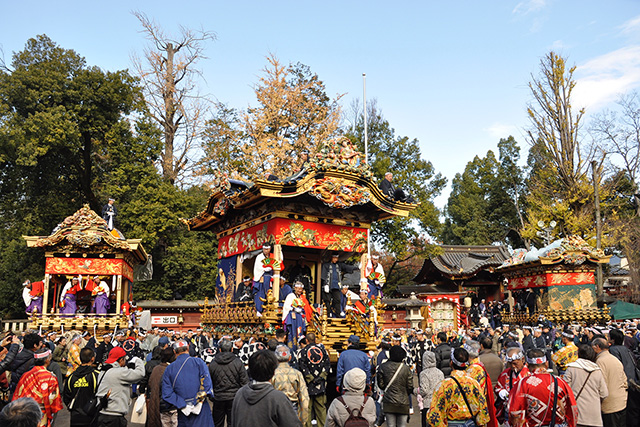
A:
[336, 396, 369, 427]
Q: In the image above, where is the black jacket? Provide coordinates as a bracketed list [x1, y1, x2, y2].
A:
[209, 351, 249, 401]
[9, 349, 35, 390]
[63, 365, 99, 426]
[139, 346, 162, 394]
[610, 344, 639, 384]
[433, 343, 452, 377]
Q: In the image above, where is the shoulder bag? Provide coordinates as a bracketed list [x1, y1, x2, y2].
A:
[450, 375, 478, 426]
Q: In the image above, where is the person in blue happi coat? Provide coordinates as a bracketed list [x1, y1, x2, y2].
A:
[162, 340, 214, 427]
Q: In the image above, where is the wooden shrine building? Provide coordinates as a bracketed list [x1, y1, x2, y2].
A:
[23, 205, 148, 331]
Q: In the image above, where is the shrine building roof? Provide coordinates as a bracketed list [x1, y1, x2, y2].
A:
[186, 138, 418, 233]
[23, 204, 147, 264]
[413, 245, 511, 283]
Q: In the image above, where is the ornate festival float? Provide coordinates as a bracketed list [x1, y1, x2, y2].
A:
[22, 205, 148, 332]
[185, 138, 418, 361]
[498, 236, 612, 325]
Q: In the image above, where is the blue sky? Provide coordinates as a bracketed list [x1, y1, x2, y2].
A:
[2, 1, 640, 207]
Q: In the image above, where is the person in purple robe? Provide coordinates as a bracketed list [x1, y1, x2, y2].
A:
[59, 276, 81, 316]
[23, 280, 44, 316]
[91, 276, 111, 315]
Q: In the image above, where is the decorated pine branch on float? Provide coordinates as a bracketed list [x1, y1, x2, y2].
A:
[499, 236, 611, 325]
[185, 137, 418, 361]
[23, 205, 148, 332]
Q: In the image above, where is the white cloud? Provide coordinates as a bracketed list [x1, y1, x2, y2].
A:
[512, 0, 547, 16]
[550, 39, 570, 51]
[619, 15, 640, 36]
[485, 123, 519, 139]
[573, 46, 640, 111]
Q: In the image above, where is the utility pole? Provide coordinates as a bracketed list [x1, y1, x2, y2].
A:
[592, 160, 603, 297]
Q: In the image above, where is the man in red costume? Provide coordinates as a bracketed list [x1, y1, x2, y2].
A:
[495, 347, 530, 423]
[12, 348, 63, 427]
[509, 349, 577, 427]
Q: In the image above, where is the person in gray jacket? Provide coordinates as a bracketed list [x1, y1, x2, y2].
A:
[418, 351, 444, 427]
[95, 346, 145, 427]
[326, 367, 377, 427]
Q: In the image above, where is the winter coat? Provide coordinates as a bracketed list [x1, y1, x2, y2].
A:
[336, 347, 371, 387]
[96, 357, 145, 416]
[377, 360, 413, 414]
[564, 358, 608, 426]
[231, 382, 302, 427]
[147, 362, 169, 427]
[0, 343, 19, 374]
[478, 349, 504, 385]
[139, 346, 162, 394]
[595, 350, 628, 414]
[419, 351, 444, 405]
[208, 351, 249, 401]
[326, 370, 377, 427]
[609, 344, 639, 385]
[434, 343, 452, 377]
[9, 348, 35, 390]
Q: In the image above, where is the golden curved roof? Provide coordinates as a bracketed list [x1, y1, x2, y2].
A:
[23, 204, 147, 264]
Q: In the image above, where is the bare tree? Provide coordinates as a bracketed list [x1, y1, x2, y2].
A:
[131, 11, 216, 185]
[591, 91, 640, 187]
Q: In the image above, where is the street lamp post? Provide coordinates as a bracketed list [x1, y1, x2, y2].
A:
[536, 220, 557, 246]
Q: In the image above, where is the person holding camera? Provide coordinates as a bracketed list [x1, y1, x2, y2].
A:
[95, 347, 145, 427]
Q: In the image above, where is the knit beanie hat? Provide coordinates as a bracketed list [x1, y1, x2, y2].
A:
[389, 345, 406, 363]
[343, 368, 366, 392]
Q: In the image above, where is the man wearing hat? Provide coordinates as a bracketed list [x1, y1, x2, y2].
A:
[509, 349, 577, 427]
[551, 330, 578, 375]
[282, 281, 312, 349]
[96, 347, 145, 426]
[336, 335, 372, 389]
[364, 254, 386, 298]
[253, 243, 274, 316]
[12, 348, 63, 427]
[321, 252, 356, 318]
[102, 198, 117, 230]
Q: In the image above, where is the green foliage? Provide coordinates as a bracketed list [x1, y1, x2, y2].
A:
[441, 137, 527, 248]
[344, 101, 446, 290]
[0, 35, 217, 316]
